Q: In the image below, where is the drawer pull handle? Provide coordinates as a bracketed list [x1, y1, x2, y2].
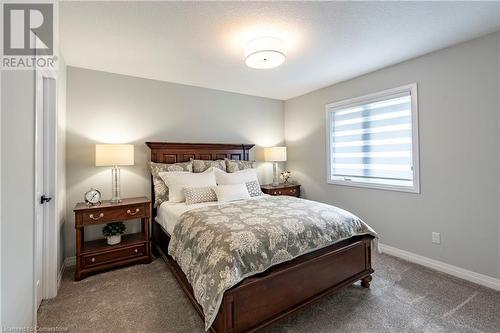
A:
[134, 249, 139, 253]
[278, 191, 281, 194]
[91, 257, 96, 263]
[89, 213, 104, 220]
[127, 208, 140, 216]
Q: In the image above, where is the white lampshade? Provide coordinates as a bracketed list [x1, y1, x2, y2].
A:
[264, 147, 287, 162]
[95, 144, 134, 166]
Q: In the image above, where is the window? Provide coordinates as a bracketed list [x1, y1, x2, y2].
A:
[326, 83, 419, 193]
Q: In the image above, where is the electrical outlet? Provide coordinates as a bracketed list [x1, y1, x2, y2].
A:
[432, 232, 441, 244]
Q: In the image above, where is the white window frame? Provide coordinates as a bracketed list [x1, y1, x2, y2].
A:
[325, 83, 420, 193]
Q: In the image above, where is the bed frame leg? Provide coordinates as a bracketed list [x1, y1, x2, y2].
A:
[361, 275, 372, 288]
[151, 243, 159, 257]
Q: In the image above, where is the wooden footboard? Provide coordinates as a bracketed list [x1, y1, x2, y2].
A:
[153, 222, 374, 333]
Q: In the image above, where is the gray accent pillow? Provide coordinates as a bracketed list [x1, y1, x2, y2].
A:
[245, 180, 263, 197]
[191, 159, 226, 173]
[225, 158, 255, 173]
[149, 161, 192, 207]
[184, 186, 217, 205]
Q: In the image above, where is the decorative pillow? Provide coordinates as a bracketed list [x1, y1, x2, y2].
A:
[245, 180, 263, 197]
[159, 170, 216, 203]
[149, 161, 192, 207]
[183, 186, 217, 205]
[191, 159, 226, 173]
[213, 184, 250, 203]
[225, 158, 255, 173]
[213, 168, 259, 185]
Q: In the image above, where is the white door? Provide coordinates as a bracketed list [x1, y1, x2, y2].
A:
[34, 75, 56, 309]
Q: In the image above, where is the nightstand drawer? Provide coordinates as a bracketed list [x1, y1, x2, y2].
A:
[261, 185, 300, 197]
[81, 204, 147, 225]
[271, 188, 298, 196]
[82, 244, 147, 268]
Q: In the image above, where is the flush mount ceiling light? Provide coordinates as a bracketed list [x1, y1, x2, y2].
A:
[245, 37, 286, 69]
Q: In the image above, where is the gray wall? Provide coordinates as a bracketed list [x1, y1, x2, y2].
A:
[1, 70, 36, 326]
[284, 32, 500, 279]
[498, 31, 500, 280]
[65, 67, 284, 257]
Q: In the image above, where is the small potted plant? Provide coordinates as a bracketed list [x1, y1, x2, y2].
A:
[102, 222, 126, 245]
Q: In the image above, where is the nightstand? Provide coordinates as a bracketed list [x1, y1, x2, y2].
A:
[73, 196, 151, 281]
[261, 184, 300, 197]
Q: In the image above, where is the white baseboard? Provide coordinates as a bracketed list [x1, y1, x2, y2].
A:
[56, 257, 76, 289]
[64, 256, 76, 267]
[57, 261, 65, 290]
[379, 243, 500, 291]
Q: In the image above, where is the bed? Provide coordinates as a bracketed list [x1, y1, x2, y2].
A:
[146, 142, 376, 333]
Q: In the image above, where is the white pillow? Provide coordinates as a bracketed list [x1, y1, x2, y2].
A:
[213, 168, 259, 185]
[159, 171, 216, 203]
[214, 184, 251, 203]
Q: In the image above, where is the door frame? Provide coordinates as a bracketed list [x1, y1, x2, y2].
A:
[33, 67, 58, 320]
[0, 63, 2, 327]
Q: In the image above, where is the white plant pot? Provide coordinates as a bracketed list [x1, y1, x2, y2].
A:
[107, 235, 121, 245]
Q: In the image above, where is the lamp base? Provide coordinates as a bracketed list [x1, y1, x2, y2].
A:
[111, 166, 121, 204]
[272, 162, 279, 186]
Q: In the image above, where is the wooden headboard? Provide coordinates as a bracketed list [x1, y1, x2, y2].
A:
[145, 142, 254, 163]
[145, 142, 255, 217]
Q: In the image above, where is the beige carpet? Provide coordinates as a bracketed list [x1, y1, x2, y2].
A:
[38, 252, 500, 332]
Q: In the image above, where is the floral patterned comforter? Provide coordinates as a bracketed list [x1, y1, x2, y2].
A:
[168, 195, 377, 330]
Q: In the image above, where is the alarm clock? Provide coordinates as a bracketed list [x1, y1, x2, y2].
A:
[84, 188, 102, 206]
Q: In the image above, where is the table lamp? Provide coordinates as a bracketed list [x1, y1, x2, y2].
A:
[264, 146, 287, 186]
[95, 144, 134, 203]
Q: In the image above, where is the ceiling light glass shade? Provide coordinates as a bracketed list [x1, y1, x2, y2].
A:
[245, 37, 286, 69]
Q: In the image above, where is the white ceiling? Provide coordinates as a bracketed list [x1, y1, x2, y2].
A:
[60, 1, 500, 100]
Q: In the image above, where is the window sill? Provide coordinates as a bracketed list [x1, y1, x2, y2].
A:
[327, 179, 420, 194]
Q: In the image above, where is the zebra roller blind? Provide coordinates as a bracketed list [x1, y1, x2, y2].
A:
[326, 84, 419, 192]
